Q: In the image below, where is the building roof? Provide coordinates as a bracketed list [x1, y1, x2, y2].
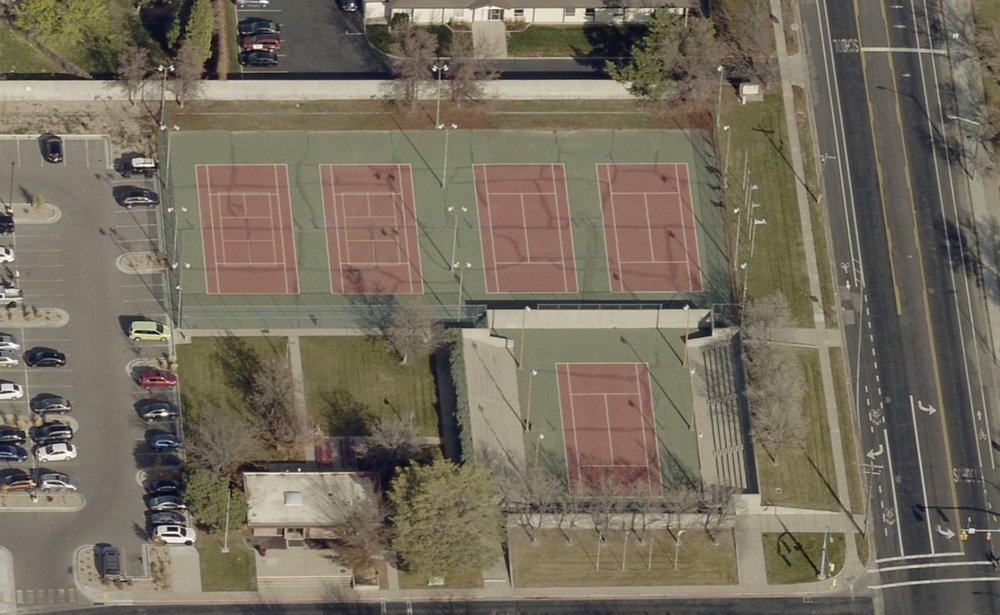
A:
[244, 471, 377, 528]
[389, 0, 696, 10]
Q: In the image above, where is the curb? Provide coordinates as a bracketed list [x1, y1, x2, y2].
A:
[10, 203, 60, 225]
[116, 253, 167, 276]
[0, 307, 69, 328]
[0, 492, 85, 512]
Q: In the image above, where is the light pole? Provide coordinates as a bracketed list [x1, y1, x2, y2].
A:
[946, 114, 982, 178]
[524, 369, 538, 431]
[157, 64, 175, 123]
[749, 217, 767, 259]
[448, 206, 467, 268]
[682, 305, 691, 366]
[7, 160, 14, 213]
[454, 261, 472, 318]
[159, 124, 180, 191]
[689, 367, 697, 432]
[175, 284, 183, 329]
[622, 530, 629, 571]
[518, 306, 531, 368]
[715, 65, 725, 133]
[534, 432, 545, 469]
[673, 529, 686, 571]
[221, 487, 233, 553]
[817, 526, 831, 580]
[722, 125, 731, 191]
[431, 62, 449, 128]
[437, 122, 458, 189]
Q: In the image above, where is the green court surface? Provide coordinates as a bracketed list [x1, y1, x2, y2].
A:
[163, 129, 727, 330]
[498, 326, 700, 492]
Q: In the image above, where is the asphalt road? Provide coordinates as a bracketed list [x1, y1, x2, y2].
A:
[0, 136, 174, 610]
[804, 0, 1000, 613]
[64, 596, 875, 614]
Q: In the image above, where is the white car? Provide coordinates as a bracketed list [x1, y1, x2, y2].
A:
[0, 350, 18, 367]
[34, 442, 77, 462]
[0, 247, 14, 264]
[154, 525, 196, 545]
[0, 334, 19, 351]
[0, 381, 23, 400]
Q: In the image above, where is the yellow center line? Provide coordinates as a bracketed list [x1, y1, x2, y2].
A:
[855, 0, 960, 537]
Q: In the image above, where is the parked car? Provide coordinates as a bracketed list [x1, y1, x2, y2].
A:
[149, 434, 181, 452]
[240, 33, 280, 51]
[0, 427, 26, 444]
[146, 479, 181, 495]
[149, 510, 187, 526]
[0, 382, 24, 400]
[0, 247, 14, 264]
[0, 334, 20, 351]
[32, 422, 73, 444]
[139, 370, 177, 389]
[2, 471, 33, 492]
[236, 0, 270, 8]
[0, 444, 27, 462]
[0, 350, 20, 367]
[96, 545, 122, 580]
[339, 0, 358, 11]
[0, 216, 13, 236]
[40, 133, 63, 163]
[129, 320, 171, 342]
[36, 471, 76, 492]
[147, 495, 186, 511]
[32, 396, 71, 415]
[118, 187, 159, 209]
[34, 442, 77, 462]
[120, 157, 157, 178]
[137, 400, 179, 422]
[238, 17, 280, 35]
[154, 525, 196, 545]
[25, 348, 66, 368]
[240, 50, 278, 67]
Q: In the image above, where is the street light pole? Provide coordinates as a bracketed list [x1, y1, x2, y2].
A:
[431, 62, 449, 128]
[682, 305, 691, 366]
[946, 114, 982, 178]
[448, 206, 467, 268]
[673, 529, 686, 571]
[437, 122, 458, 189]
[157, 64, 175, 124]
[221, 488, 233, 553]
[534, 432, 545, 468]
[455, 261, 471, 318]
[715, 65, 725, 134]
[524, 369, 538, 431]
[817, 526, 831, 580]
[518, 306, 531, 368]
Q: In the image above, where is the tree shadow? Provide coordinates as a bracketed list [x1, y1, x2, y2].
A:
[320, 389, 373, 436]
[212, 335, 262, 401]
[580, 24, 648, 59]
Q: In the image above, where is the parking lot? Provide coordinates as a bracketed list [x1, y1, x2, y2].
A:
[0, 136, 180, 609]
[236, 0, 391, 76]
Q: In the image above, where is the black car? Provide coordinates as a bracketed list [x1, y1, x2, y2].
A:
[147, 479, 181, 495]
[240, 50, 278, 67]
[31, 395, 71, 415]
[32, 422, 73, 444]
[149, 510, 187, 526]
[137, 400, 179, 422]
[0, 427, 26, 444]
[25, 348, 66, 368]
[40, 134, 63, 163]
[0, 215, 14, 236]
[238, 17, 280, 36]
[118, 187, 159, 209]
[0, 444, 27, 462]
[96, 544, 122, 580]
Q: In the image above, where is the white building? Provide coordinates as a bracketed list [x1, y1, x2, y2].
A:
[366, 0, 696, 26]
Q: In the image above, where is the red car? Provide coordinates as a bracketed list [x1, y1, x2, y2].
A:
[240, 34, 281, 51]
[138, 369, 177, 389]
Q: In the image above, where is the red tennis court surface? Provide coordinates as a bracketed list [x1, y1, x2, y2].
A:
[474, 164, 578, 293]
[557, 362, 662, 497]
[196, 164, 299, 295]
[597, 163, 702, 293]
[320, 164, 423, 294]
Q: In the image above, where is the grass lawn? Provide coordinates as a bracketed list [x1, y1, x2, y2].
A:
[509, 528, 738, 587]
[722, 93, 812, 325]
[507, 24, 646, 58]
[176, 335, 288, 423]
[854, 532, 870, 566]
[299, 337, 439, 437]
[197, 532, 258, 591]
[398, 566, 483, 589]
[762, 532, 845, 584]
[365, 25, 460, 56]
[756, 348, 840, 510]
[0, 27, 60, 75]
[831, 350, 865, 515]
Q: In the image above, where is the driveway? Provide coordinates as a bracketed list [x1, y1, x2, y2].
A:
[235, 0, 391, 77]
[0, 135, 173, 610]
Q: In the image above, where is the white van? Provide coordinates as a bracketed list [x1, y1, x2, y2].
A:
[236, 0, 270, 8]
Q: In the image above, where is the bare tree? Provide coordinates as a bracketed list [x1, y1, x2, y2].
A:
[701, 483, 738, 544]
[116, 46, 150, 105]
[741, 292, 791, 343]
[584, 469, 627, 538]
[382, 296, 449, 364]
[169, 39, 205, 108]
[329, 487, 392, 572]
[675, 15, 726, 106]
[712, 0, 776, 83]
[355, 415, 422, 478]
[664, 483, 700, 536]
[387, 26, 436, 109]
[186, 409, 263, 478]
[250, 356, 308, 448]
[497, 462, 563, 543]
[447, 35, 498, 107]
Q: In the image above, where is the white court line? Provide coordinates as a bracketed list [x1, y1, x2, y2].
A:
[884, 429, 905, 556]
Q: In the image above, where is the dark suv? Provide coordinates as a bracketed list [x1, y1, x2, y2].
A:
[240, 50, 278, 67]
[40, 134, 63, 163]
[96, 545, 122, 580]
[0, 215, 14, 236]
[32, 422, 73, 444]
[118, 188, 159, 209]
